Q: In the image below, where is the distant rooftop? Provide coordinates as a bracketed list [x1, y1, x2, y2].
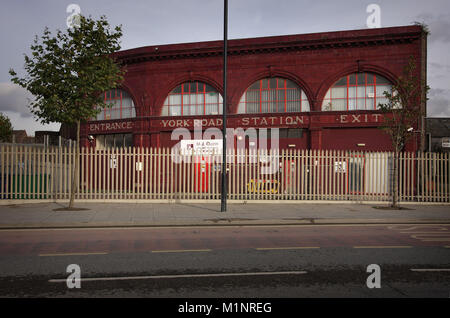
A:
[426, 118, 450, 137]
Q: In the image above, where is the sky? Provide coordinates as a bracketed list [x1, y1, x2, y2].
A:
[0, 0, 449, 136]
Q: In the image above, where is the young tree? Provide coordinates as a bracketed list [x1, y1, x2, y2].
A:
[10, 15, 125, 209]
[378, 56, 429, 208]
[0, 112, 13, 143]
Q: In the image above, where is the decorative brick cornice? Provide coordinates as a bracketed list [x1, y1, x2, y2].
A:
[114, 26, 422, 65]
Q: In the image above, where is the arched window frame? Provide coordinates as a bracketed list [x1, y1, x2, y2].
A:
[321, 73, 392, 111]
[237, 77, 310, 114]
[94, 88, 136, 120]
[161, 81, 223, 116]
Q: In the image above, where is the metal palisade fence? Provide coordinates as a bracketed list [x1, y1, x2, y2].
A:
[0, 144, 449, 203]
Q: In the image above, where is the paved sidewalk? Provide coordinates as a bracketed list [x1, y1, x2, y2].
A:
[0, 201, 449, 229]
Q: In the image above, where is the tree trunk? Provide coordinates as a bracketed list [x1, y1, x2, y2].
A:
[68, 120, 80, 209]
[391, 148, 399, 208]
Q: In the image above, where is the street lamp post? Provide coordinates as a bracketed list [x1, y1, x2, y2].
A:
[221, 0, 228, 212]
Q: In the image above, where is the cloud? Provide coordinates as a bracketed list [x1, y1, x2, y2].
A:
[427, 88, 450, 117]
[429, 88, 448, 97]
[0, 82, 34, 118]
[1, 111, 60, 136]
[414, 13, 450, 43]
[429, 62, 450, 71]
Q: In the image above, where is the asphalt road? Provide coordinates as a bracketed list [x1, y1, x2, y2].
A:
[0, 224, 449, 297]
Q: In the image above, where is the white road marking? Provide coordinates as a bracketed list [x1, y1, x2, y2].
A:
[389, 226, 450, 243]
[414, 238, 450, 241]
[410, 269, 450, 272]
[39, 252, 108, 257]
[409, 233, 450, 241]
[353, 246, 412, 249]
[388, 225, 449, 231]
[48, 270, 308, 283]
[400, 231, 449, 234]
[151, 249, 211, 253]
[256, 247, 320, 250]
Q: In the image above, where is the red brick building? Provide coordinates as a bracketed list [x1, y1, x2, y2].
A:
[80, 25, 427, 152]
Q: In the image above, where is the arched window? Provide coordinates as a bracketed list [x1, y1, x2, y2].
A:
[238, 78, 310, 114]
[94, 89, 136, 120]
[321, 73, 392, 111]
[161, 81, 223, 116]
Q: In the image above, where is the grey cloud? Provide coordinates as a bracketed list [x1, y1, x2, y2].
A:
[429, 62, 450, 71]
[428, 62, 450, 84]
[1, 111, 60, 136]
[2, 0, 450, 134]
[427, 88, 450, 117]
[429, 88, 448, 97]
[0, 82, 34, 118]
[415, 13, 450, 43]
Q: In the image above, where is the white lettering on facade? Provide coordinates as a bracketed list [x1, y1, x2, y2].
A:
[295, 116, 304, 124]
[352, 114, 361, 123]
[159, 115, 309, 129]
[285, 116, 293, 125]
[372, 114, 381, 122]
[338, 113, 382, 124]
[89, 121, 133, 132]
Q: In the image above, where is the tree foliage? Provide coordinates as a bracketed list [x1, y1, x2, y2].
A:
[9, 15, 125, 209]
[378, 56, 429, 153]
[0, 112, 13, 143]
[9, 15, 125, 126]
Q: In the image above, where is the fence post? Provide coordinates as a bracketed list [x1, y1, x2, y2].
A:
[1, 146, 4, 199]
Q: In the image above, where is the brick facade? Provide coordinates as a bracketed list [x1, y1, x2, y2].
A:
[80, 25, 427, 152]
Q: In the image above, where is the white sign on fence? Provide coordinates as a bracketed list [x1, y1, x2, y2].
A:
[334, 161, 346, 173]
[110, 155, 117, 169]
[180, 139, 222, 155]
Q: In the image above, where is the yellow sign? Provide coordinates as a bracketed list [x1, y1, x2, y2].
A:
[247, 179, 279, 193]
